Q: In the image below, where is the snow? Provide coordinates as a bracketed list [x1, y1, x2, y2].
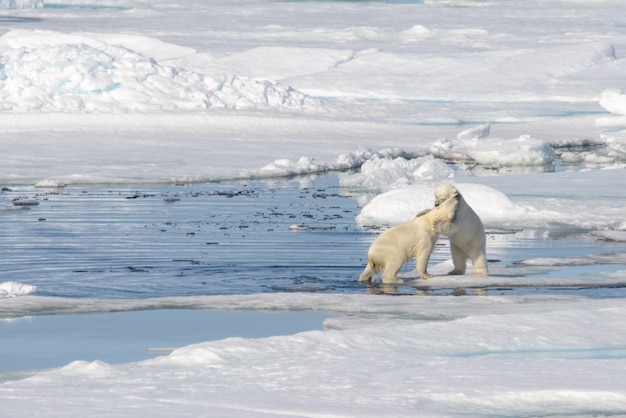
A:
[355, 182, 531, 227]
[597, 89, 626, 132]
[0, 0, 41, 9]
[0, 30, 318, 112]
[600, 89, 626, 116]
[3, 293, 626, 416]
[0, 281, 36, 298]
[339, 154, 455, 192]
[260, 156, 327, 177]
[3, 0, 626, 415]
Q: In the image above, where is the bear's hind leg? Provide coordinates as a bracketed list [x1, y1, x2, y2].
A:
[381, 256, 405, 284]
[470, 249, 488, 276]
[448, 242, 467, 275]
[358, 260, 376, 283]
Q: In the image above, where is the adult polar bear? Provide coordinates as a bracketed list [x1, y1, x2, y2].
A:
[435, 183, 488, 277]
[358, 190, 460, 284]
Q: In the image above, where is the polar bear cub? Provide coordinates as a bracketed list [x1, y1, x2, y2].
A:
[358, 193, 460, 284]
[434, 183, 488, 276]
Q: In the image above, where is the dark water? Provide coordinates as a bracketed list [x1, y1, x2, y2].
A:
[2, 174, 626, 299]
[1, 175, 372, 298]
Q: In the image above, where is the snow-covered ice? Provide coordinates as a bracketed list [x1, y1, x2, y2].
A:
[3, 0, 626, 415]
[0, 29, 319, 112]
[3, 293, 626, 417]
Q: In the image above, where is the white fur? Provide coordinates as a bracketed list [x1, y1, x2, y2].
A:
[358, 195, 459, 284]
[434, 183, 488, 276]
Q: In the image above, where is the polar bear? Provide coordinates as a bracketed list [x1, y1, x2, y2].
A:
[434, 183, 488, 276]
[358, 193, 460, 284]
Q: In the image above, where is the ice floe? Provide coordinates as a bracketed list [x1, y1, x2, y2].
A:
[355, 182, 530, 227]
[0, 30, 318, 112]
[0, 281, 36, 298]
[2, 293, 626, 417]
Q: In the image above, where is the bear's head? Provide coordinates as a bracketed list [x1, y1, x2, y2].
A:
[434, 183, 461, 207]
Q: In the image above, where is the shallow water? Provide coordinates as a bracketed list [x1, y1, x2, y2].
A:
[2, 174, 626, 299]
[1, 176, 366, 298]
[0, 309, 330, 374]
